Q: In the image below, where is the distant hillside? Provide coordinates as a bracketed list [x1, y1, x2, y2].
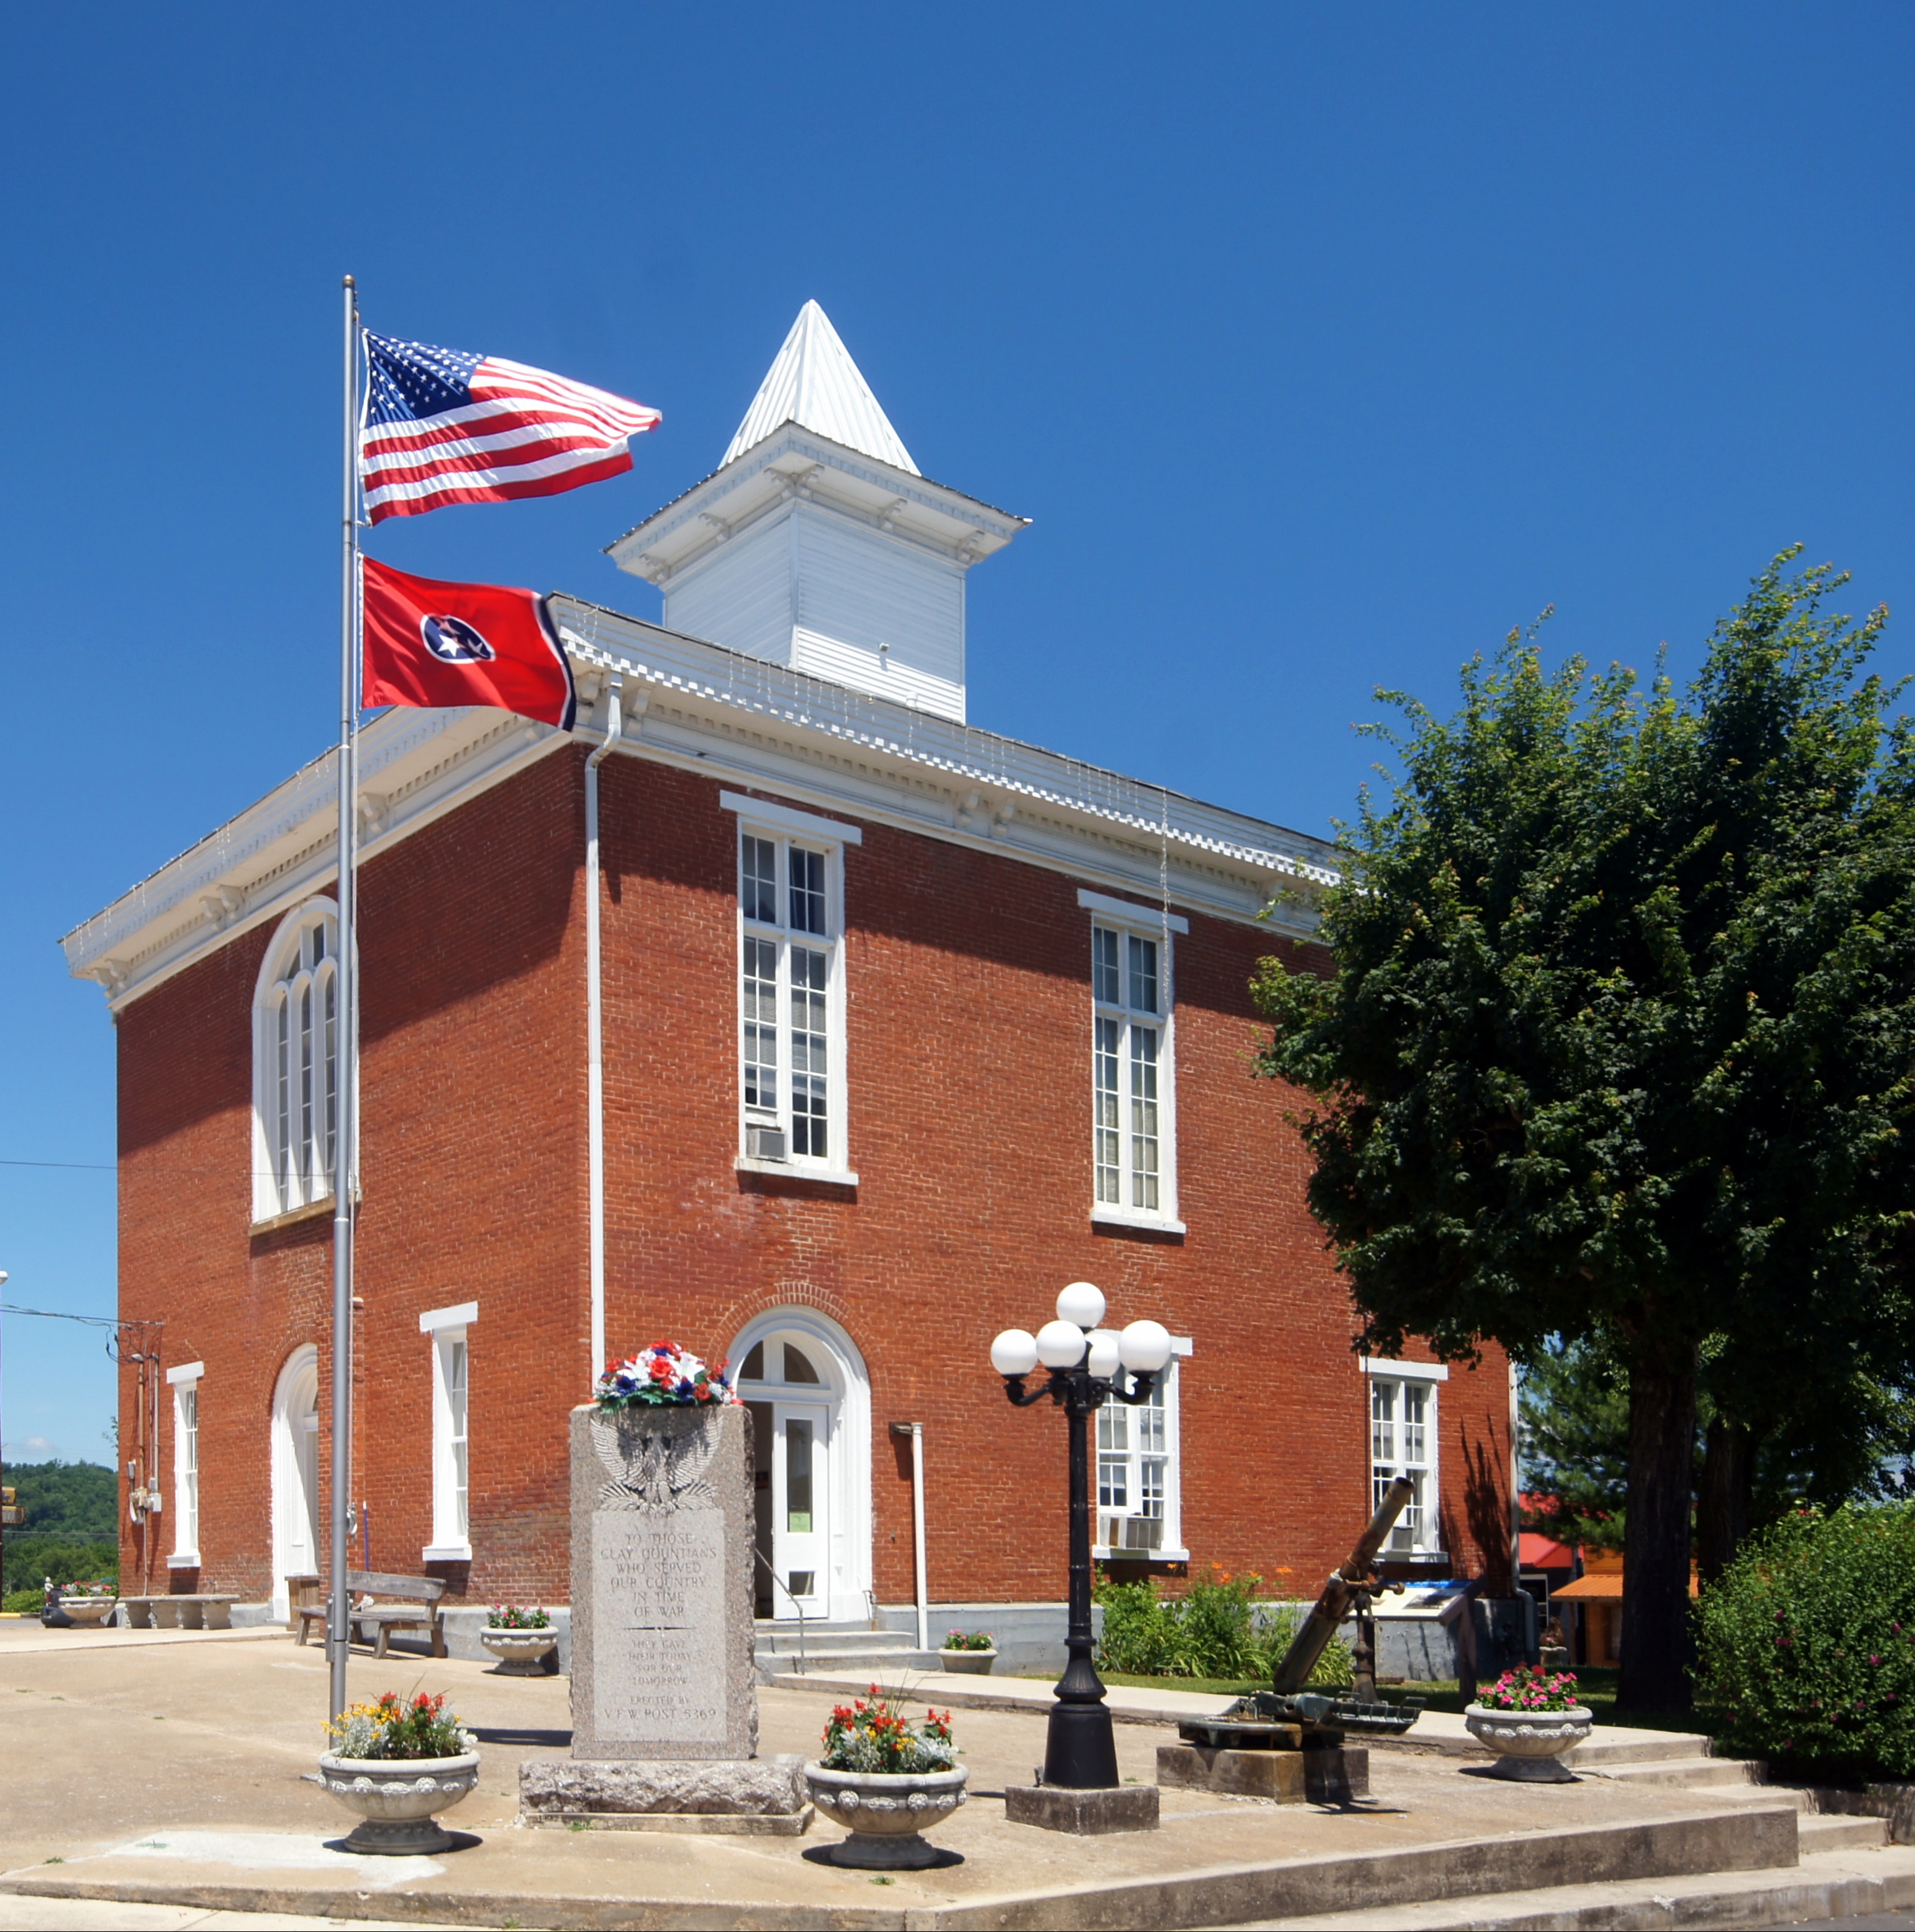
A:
[1, 1461, 118, 1539]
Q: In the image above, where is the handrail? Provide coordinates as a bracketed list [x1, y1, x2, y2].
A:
[754, 1548, 807, 1675]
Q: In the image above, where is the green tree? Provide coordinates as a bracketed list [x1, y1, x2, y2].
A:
[1520, 1339, 1631, 1552]
[1254, 554, 1915, 1710]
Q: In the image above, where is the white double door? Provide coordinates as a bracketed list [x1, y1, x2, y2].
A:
[750, 1398, 831, 1619]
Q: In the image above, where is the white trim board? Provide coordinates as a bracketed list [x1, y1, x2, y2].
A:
[420, 1301, 477, 1335]
[1077, 888, 1189, 934]
[720, 790, 864, 844]
[167, 1362, 205, 1386]
[1360, 1358, 1450, 1382]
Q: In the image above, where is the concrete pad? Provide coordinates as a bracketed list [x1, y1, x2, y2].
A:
[1238, 1842, 1915, 1929]
[0, 1632, 1807, 1930]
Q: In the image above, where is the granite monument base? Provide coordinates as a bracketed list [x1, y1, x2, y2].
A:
[1157, 1740, 1369, 1804]
[1003, 1782, 1160, 1833]
[519, 1755, 810, 1834]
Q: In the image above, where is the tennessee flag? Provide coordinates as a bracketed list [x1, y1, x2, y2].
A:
[361, 558, 576, 731]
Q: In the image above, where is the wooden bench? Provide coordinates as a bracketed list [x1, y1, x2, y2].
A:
[296, 1571, 448, 1659]
[120, 1594, 239, 1630]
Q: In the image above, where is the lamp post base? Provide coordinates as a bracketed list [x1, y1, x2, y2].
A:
[1042, 1697, 1121, 1789]
[1005, 1782, 1160, 1834]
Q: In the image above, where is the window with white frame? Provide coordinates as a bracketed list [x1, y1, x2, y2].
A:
[1082, 892, 1183, 1226]
[168, 1363, 203, 1566]
[420, 1303, 475, 1560]
[1366, 1363, 1446, 1556]
[252, 901, 340, 1223]
[1094, 1348, 1188, 1558]
[726, 795, 856, 1173]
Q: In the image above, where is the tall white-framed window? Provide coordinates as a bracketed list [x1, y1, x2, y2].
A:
[250, 899, 341, 1224]
[722, 792, 859, 1179]
[420, 1302, 476, 1561]
[167, 1362, 204, 1567]
[1363, 1358, 1448, 1556]
[1080, 890, 1185, 1231]
[1094, 1338, 1192, 1560]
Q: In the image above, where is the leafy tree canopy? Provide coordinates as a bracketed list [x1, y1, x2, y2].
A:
[1254, 553, 1915, 1708]
[0, 1461, 118, 1541]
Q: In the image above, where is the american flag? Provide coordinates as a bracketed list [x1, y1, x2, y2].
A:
[359, 333, 660, 522]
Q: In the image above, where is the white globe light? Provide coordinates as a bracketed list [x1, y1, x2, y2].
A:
[1118, 1319, 1174, 1373]
[1056, 1280, 1107, 1329]
[1085, 1328, 1122, 1378]
[990, 1329, 1040, 1377]
[1036, 1319, 1089, 1369]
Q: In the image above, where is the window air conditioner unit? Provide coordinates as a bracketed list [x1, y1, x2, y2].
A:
[746, 1125, 788, 1162]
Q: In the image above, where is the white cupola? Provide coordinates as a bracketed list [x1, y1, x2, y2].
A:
[605, 301, 1027, 723]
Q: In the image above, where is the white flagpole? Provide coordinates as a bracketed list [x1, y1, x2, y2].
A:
[329, 275, 362, 1723]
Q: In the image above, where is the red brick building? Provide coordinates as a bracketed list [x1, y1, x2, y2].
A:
[64, 304, 1514, 1648]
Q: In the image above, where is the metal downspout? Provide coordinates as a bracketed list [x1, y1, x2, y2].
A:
[585, 676, 623, 1383]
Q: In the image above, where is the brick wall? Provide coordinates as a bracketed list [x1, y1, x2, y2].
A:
[115, 743, 1512, 1608]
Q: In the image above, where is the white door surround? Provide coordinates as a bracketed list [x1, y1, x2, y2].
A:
[269, 1343, 321, 1621]
[731, 1308, 870, 1623]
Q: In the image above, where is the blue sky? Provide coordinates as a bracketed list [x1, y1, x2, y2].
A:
[3, 5, 1910, 1465]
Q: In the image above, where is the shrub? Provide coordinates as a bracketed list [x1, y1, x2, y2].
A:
[3, 1587, 46, 1615]
[1695, 1500, 1915, 1781]
[1095, 1571, 1354, 1685]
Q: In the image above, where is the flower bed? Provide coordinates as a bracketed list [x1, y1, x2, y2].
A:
[1476, 1665, 1583, 1712]
[594, 1340, 738, 1411]
[326, 1691, 476, 1760]
[821, 1688, 958, 1775]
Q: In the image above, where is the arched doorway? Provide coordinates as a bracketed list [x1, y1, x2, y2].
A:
[730, 1311, 869, 1623]
[270, 1345, 321, 1620]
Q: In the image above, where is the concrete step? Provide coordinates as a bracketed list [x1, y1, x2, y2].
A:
[1587, 1754, 1762, 1789]
[1800, 1810, 1893, 1853]
[752, 1627, 914, 1652]
[1562, 1728, 1717, 1766]
[1232, 1842, 1915, 1931]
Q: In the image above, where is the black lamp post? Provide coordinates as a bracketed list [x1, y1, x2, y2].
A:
[991, 1282, 1174, 1790]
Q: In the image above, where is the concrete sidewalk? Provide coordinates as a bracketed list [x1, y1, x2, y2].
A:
[0, 1630, 1872, 1930]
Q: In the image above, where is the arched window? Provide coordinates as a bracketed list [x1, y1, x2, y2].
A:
[252, 901, 340, 1223]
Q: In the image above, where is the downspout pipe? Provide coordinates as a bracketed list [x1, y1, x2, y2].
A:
[585, 675, 623, 1384]
[891, 1421, 928, 1652]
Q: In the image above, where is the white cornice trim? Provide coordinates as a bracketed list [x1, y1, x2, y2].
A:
[420, 1301, 477, 1335]
[1077, 889, 1189, 934]
[64, 600, 1337, 1010]
[167, 1362, 205, 1386]
[719, 791, 865, 844]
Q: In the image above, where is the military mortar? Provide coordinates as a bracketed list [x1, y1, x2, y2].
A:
[1160, 1478, 1424, 1801]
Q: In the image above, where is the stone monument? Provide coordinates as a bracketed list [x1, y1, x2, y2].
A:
[519, 1396, 808, 1832]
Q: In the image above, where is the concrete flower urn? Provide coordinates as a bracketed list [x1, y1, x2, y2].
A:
[936, 1647, 997, 1676]
[58, 1597, 117, 1628]
[481, 1627, 558, 1675]
[317, 1751, 481, 1853]
[804, 1763, 968, 1868]
[1463, 1704, 1593, 1782]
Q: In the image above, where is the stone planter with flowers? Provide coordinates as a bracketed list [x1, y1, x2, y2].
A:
[319, 1691, 481, 1853]
[1464, 1666, 1592, 1782]
[482, 1604, 558, 1675]
[805, 1689, 966, 1868]
[937, 1629, 997, 1674]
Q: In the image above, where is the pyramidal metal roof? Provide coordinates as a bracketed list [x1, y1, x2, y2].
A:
[721, 300, 919, 475]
